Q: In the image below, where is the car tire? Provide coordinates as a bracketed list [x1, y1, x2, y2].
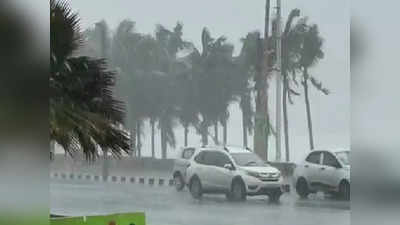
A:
[189, 177, 203, 199]
[231, 180, 246, 202]
[339, 180, 350, 201]
[296, 178, 310, 199]
[174, 174, 185, 191]
[269, 188, 282, 202]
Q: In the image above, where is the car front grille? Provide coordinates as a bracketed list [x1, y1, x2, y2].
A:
[259, 177, 279, 182]
[257, 172, 280, 182]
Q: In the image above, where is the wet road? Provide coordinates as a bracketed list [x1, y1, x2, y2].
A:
[50, 180, 350, 225]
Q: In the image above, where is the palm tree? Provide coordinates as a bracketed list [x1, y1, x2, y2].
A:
[155, 23, 191, 157]
[176, 67, 199, 147]
[50, 0, 130, 163]
[188, 28, 236, 146]
[237, 32, 261, 147]
[299, 23, 328, 150]
[187, 28, 214, 146]
[281, 9, 302, 162]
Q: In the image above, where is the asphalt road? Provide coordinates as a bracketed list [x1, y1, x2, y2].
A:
[51, 179, 349, 225]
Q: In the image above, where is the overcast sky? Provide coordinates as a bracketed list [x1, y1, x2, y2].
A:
[67, 0, 350, 162]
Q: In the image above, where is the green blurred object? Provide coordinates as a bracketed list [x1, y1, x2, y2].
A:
[50, 213, 146, 225]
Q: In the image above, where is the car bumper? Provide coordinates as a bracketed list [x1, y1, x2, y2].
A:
[244, 176, 286, 195]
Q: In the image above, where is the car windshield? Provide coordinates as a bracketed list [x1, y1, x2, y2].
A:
[335, 151, 350, 166]
[231, 153, 266, 167]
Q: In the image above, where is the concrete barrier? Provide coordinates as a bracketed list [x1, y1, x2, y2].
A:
[50, 171, 175, 187]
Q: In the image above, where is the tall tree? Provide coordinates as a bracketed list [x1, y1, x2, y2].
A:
[189, 28, 236, 146]
[281, 9, 301, 162]
[155, 23, 191, 157]
[50, 0, 130, 163]
[238, 32, 261, 148]
[111, 19, 143, 157]
[299, 23, 328, 150]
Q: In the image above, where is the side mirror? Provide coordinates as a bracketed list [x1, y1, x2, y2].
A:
[224, 163, 234, 170]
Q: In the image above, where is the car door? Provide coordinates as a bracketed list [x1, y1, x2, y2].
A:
[320, 151, 342, 189]
[200, 151, 220, 191]
[211, 151, 234, 191]
[304, 151, 323, 187]
[192, 151, 210, 189]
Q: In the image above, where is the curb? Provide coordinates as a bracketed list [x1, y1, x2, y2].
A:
[50, 172, 175, 187]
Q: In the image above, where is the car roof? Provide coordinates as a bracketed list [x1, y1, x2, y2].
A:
[194, 145, 251, 154]
[223, 145, 251, 153]
[308, 149, 350, 155]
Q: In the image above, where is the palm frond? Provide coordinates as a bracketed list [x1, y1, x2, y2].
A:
[50, 0, 81, 67]
[309, 76, 330, 95]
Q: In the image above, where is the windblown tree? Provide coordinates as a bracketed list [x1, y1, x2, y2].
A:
[50, 0, 130, 164]
[154, 23, 192, 158]
[212, 39, 237, 145]
[280, 9, 303, 162]
[237, 32, 262, 148]
[298, 23, 328, 150]
[111, 20, 148, 157]
[175, 66, 199, 147]
[188, 28, 236, 146]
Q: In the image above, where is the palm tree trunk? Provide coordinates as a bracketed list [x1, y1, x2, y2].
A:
[200, 120, 208, 146]
[184, 124, 189, 147]
[282, 74, 290, 162]
[136, 122, 141, 158]
[242, 110, 248, 147]
[214, 122, 219, 145]
[130, 119, 137, 157]
[303, 70, 314, 150]
[50, 140, 55, 160]
[222, 120, 227, 145]
[102, 149, 109, 181]
[150, 119, 155, 158]
[161, 126, 167, 159]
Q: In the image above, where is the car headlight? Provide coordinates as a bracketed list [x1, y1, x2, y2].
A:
[246, 171, 260, 178]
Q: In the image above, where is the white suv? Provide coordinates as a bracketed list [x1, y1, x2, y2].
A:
[294, 149, 350, 200]
[186, 146, 284, 202]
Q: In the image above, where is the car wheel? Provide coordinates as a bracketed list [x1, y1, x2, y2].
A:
[339, 181, 350, 201]
[174, 174, 184, 191]
[269, 188, 282, 202]
[296, 178, 310, 199]
[189, 177, 202, 199]
[231, 180, 246, 202]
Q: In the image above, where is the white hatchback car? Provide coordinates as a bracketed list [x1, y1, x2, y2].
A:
[186, 146, 284, 202]
[294, 149, 350, 200]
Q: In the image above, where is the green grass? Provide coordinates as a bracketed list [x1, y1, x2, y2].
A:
[50, 213, 145, 225]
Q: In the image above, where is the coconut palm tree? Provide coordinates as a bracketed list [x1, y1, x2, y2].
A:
[176, 68, 199, 147]
[50, 0, 130, 162]
[237, 32, 261, 147]
[188, 28, 236, 146]
[111, 20, 162, 157]
[155, 23, 192, 157]
[281, 9, 302, 162]
[298, 23, 328, 150]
